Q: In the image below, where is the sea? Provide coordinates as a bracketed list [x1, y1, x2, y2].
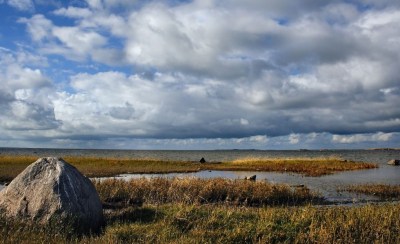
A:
[1, 148, 400, 204]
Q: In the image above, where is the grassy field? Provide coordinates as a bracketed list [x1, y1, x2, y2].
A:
[1, 178, 399, 243]
[94, 178, 322, 207]
[341, 184, 400, 199]
[208, 157, 377, 177]
[2, 203, 399, 243]
[0, 155, 377, 182]
[1, 156, 395, 243]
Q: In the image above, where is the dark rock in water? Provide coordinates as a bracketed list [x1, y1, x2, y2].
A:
[244, 175, 256, 181]
[387, 159, 400, 165]
[199, 157, 206, 163]
[291, 184, 305, 188]
[0, 157, 104, 233]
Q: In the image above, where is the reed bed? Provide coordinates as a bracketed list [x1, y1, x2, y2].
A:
[0, 155, 377, 182]
[342, 184, 400, 199]
[0, 155, 35, 182]
[2, 204, 399, 243]
[94, 178, 321, 207]
[0, 155, 197, 182]
[210, 157, 378, 176]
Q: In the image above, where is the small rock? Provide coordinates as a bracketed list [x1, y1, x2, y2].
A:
[199, 157, 206, 163]
[244, 175, 256, 181]
[291, 184, 305, 188]
[387, 159, 400, 165]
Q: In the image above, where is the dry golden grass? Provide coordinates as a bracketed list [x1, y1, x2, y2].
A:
[211, 157, 378, 176]
[0, 155, 197, 182]
[0, 155, 36, 182]
[0, 155, 378, 182]
[342, 184, 400, 199]
[2, 203, 400, 243]
[94, 177, 321, 207]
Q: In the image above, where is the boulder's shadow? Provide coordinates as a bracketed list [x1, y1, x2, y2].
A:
[104, 206, 159, 224]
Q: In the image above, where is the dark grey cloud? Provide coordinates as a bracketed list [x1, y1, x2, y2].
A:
[1, 101, 60, 130]
[109, 102, 136, 120]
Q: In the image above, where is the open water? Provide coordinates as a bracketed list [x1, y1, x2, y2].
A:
[1, 148, 399, 203]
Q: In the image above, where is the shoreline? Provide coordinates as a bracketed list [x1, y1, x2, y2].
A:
[0, 155, 378, 182]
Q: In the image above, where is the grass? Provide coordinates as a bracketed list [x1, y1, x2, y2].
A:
[207, 157, 378, 177]
[1, 204, 399, 243]
[1, 172, 398, 243]
[341, 184, 400, 199]
[0, 155, 197, 182]
[0, 155, 378, 182]
[94, 178, 322, 207]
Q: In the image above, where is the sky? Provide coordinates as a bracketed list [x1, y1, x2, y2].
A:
[0, 0, 399, 150]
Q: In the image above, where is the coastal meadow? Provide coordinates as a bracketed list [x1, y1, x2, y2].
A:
[0, 155, 377, 182]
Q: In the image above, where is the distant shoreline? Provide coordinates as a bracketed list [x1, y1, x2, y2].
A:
[1, 147, 400, 151]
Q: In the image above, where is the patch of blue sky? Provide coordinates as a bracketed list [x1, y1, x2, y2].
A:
[273, 17, 289, 26]
[344, 0, 373, 12]
[0, 7, 31, 47]
[49, 11, 80, 27]
[33, 1, 64, 13]
[166, 0, 193, 7]
[286, 63, 314, 76]
[102, 32, 125, 48]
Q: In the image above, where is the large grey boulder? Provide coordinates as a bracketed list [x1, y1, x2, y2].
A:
[0, 157, 103, 233]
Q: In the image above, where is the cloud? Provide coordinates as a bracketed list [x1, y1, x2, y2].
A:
[289, 134, 300, 144]
[18, 14, 123, 63]
[4, 0, 34, 11]
[332, 132, 394, 143]
[1, 101, 60, 130]
[53, 7, 93, 18]
[0, 49, 60, 131]
[109, 102, 136, 120]
[2, 0, 400, 148]
[18, 14, 53, 42]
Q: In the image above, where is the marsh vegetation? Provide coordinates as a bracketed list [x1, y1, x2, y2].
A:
[2, 203, 399, 243]
[1, 155, 396, 243]
[94, 178, 321, 207]
[341, 184, 400, 199]
[0, 155, 377, 182]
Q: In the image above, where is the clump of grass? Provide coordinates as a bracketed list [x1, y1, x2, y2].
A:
[94, 177, 321, 207]
[0, 210, 78, 243]
[0, 155, 37, 182]
[211, 157, 378, 176]
[342, 184, 400, 199]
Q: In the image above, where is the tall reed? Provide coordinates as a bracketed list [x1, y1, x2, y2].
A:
[94, 177, 321, 207]
[342, 184, 400, 199]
